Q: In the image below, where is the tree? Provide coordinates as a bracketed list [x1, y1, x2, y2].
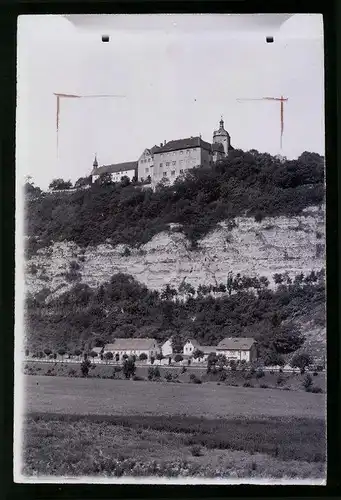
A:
[192, 349, 204, 360]
[104, 351, 113, 363]
[273, 273, 284, 285]
[161, 284, 177, 301]
[89, 350, 98, 361]
[74, 349, 82, 360]
[81, 358, 92, 377]
[75, 176, 92, 189]
[95, 172, 112, 186]
[171, 334, 183, 354]
[262, 349, 285, 367]
[58, 348, 66, 360]
[156, 353, 164, 364]
[24, 178, 42, 198]
[25, 348, 29, 357]
[120, 175, 131, 187]
[291, 352, 313, 374]
[139, 352, 148, 361]
[122, 356, 136, 379]
[44, 348, 52, 357]
[302, 373, 313, 391]
[207, 353, 218, 373]
[174, 354, 183, 363]
[273, 324, 305, 354]
[49, 178, 72, 190]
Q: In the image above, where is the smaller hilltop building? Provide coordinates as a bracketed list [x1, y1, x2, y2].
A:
[90, 118, 233, 187]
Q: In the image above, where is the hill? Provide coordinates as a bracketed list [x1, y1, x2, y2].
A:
[23, 149, 325, 363]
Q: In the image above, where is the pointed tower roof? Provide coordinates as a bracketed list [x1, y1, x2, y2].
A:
[213, 116, 229, 137]
[93, 154, 98, 168]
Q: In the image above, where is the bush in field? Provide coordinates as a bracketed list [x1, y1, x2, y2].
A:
[309, 386, 323, 393]
[190, 445, 203, 457]
[139, 353, 148, 361]
[122, 357, 136, 379]
[303, 373, 313, 391]
[89, 350, 98, 361]
[219, 370, 227, 382]
[164, 372, 173, 382]
[255, 368, 265, 379]
[44, 348, 52, 357]
[174, 354, 183, 363]
[148, 366, 160, 380]
[243, 381, 253, 388]
[80, 358, 92, 377]
[190, 373, 202, 384]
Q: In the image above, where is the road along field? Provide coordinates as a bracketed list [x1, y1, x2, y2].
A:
[24, 375, 325, 419]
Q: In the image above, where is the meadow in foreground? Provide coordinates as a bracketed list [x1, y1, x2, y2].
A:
[22, 413, 326, 479]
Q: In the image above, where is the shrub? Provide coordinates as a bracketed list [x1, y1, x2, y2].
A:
[303, 374, 313, 391]
[310, 386, 323, 393]
[254, 211, 264, 223]
[181, 366, 187, 374]
[260, 383, 269, 389]
[313, 371, 318, 376]
[255, 369, 265, 379]
[190, 445, 203, 457]
[277, 374, 285, 385]
[132, 375, 144, 381]
[80, 359, 91, 377]
[139, 353, 148, 361]
[164, 372, 173, 382]
[219, 370, 227, 382]
[244, 372, 253, 380]
[243, 382, 253, 388]
[148, 366, 160, 380]
[174, 354, 183, 363]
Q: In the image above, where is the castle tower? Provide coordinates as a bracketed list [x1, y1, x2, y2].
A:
[93, 154, 98, 170]
[213, 116, 231, 156]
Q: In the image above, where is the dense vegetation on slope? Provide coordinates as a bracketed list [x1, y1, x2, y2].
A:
[25, 270, 325, 364]
[25, 150, 324, 251]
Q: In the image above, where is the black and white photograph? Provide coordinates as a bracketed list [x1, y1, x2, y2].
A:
[15, 13, 326, 484]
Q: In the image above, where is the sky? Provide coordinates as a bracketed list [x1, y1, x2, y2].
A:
[16, 14, 324, 190]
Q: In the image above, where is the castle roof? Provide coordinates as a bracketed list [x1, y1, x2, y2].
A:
[155, 136, 212, 154]
[91, 161, 137, 176]
[104, 338, 157, 351]
[216, 337, 255, 350]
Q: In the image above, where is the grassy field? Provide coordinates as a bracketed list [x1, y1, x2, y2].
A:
[22, 413, 326, 480]
[23, 360, 326, 393]
[21, 375, 326, 480]
[24, 374, 325, 419]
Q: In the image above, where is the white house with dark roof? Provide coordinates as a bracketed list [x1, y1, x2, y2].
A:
[183, 339, 201, 356]
[103, 338, 159, 361]
[216, 337, 257, 362]
[91, 158, 137, 184]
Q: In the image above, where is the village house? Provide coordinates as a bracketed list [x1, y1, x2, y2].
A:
[183, 339, 201, 356]
[103, 338, 159, 362]
[91, 158, 137, 184]
[91, 118, 234, 187]
[216, 337, 257, 362]
[161, 338, 173, 357]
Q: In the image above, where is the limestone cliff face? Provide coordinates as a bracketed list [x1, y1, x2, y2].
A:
[25, 206, 325, 300]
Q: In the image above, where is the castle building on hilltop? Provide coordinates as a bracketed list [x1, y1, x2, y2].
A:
[90, 118, 233, 187]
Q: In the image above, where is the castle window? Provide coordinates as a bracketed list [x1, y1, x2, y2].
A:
[166, 162, 170, 166]
[180, 151, 183, 155]
[163, 172, 167, 177]
[171, 170, 176, 176]
[172, 161, 176, 166]
[180, 160, 183, 165]
[160, 163, 163, 168]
